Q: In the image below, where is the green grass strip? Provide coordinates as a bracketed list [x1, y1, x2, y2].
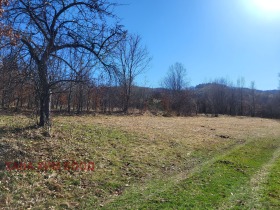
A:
[103, 138, 280, 209]
[260, 155, 280, 209]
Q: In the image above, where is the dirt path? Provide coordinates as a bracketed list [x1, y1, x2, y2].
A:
[218, 145, 280, 209]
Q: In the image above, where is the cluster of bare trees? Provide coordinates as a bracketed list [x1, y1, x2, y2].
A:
[160, 63, 195, 116]
[1, 1, 280, 124]
[0, 64, 150, 114]
[1, 53, 280, 119]
[149, 68, 280, 118]
[0, 0, 153, 126]
[113, 34, 152, 113]
[193, 78, 280, 118]
[0, 51, 28, 110]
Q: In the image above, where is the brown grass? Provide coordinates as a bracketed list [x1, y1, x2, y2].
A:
[1, 114, 280, 208]
[55, 114, 280, 149]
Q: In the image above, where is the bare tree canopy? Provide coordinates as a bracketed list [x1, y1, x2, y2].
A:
[162, 62, 188, 92]
[161, 62, 193, 116]
[114, 34, 151, 112]
[0, 0, 126, 126]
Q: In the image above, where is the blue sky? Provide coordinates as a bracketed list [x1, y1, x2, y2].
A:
[115, 0, 280, 90]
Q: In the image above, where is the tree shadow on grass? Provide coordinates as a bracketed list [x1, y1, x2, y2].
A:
[0, 124, 39, 138]
[0, 123, 50, 171]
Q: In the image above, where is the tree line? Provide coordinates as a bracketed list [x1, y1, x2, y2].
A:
[0, 0, 153, 126]
[1, 0, 280, 124]
[1, 56, 280, 119]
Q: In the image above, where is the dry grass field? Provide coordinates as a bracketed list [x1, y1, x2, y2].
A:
[88, 114, 280, 146]
[0, 113, 280, 209]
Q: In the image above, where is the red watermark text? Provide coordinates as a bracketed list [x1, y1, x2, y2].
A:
[4, 161, 94, 172]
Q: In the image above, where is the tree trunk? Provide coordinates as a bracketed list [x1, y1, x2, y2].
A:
[123, 95, 130, 113]
[39, 88, 51, 126]
[38, 62, 51, 127]
[123, 82, 131, 113]
[67, 82, 73, 114]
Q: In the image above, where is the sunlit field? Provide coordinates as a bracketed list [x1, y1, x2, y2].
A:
[0, 113, 280, 209]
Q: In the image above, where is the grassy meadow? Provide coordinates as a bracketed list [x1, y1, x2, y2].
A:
[0, 113, 280, 209]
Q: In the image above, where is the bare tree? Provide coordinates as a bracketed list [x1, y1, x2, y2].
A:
[0, 52, 19, 108]
[162, 62, 188, 92]
[114, 34, 151, 113]
[250, 81, 256, 117]
[1, 0, 125, 126]
[0, 48, 31, 110]
[237, 77, 245, 115]
[227, 82, 238, 116]
[162, 62, 191, 115]
[207, 78, 228, 116]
